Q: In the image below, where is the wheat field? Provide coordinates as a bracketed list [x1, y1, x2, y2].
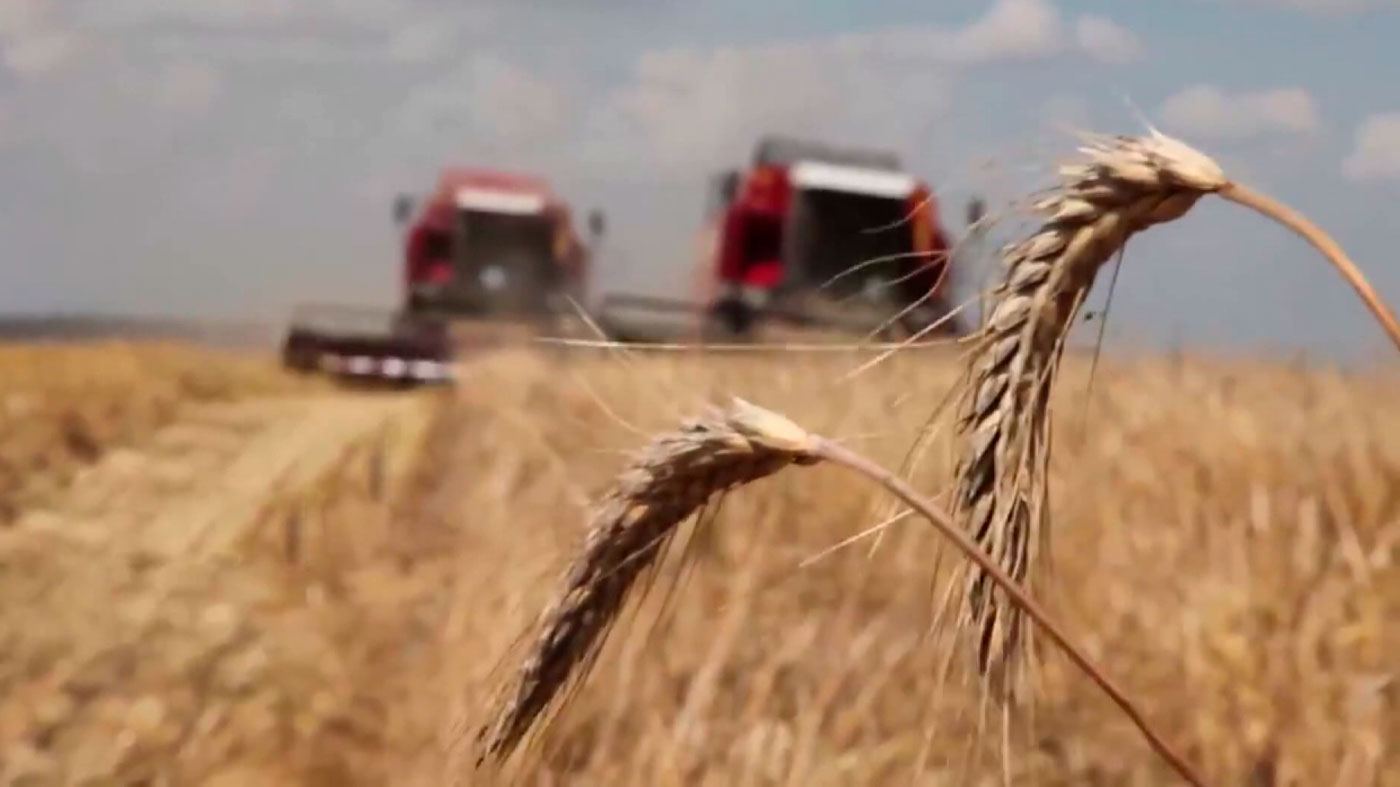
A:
[0, 341, 314, 524]
[1, 341, 1396, 785]
[437, 347, 1400, 786]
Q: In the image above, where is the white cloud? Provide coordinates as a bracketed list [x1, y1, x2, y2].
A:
[0, 0, 43, 36]
[467, 57, 570, 142]
[1214, 0, 1398, 13]
[0, 0, 82, 77]
[1157, 84, 1319, 139]
[151, 61, 221, 115]
[591, 39, 953, 173]
[772, 0, 1143, 67]
[1342, 113, 1400, 181]
[397, 55, 570, 147]
[148, 34, 365, 64]
[143, 8, 472, 66]
[1074, 15, 1145, 64]
[924, 0, 1066, 63]
[384, 19, 455, 64]
[831, 0, 1066, 65]
[78, 0, 410, 30]
[0, 48, 227, 168]
[589, 0, 1142, 172]
[4, 30, 80, 76]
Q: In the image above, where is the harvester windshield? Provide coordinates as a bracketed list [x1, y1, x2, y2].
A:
[709, 135, 950, 336]
[786, 188, 923, 306]
[748, 140, 931, 307]
[452, 208, 559, 316]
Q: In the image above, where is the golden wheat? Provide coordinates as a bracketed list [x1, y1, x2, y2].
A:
[946, 130, 1400, 712]
[475, 395, 1206, 783]
[947, 131, 1230, 702]
[459, 352, 1398, 784]
[3, 346, 1397, 783]
[475, 400, 820, 765]
[0, 340, 308, 522]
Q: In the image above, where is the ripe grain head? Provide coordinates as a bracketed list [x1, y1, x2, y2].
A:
[474, 399, 820, 766]
[948, 131, 1229, 701]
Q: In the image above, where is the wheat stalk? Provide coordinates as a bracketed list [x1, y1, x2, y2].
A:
[945, 128, 1400, 704]
[473, 398, 1208, 785]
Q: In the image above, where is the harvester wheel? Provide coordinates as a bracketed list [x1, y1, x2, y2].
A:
[281, 346, 319, 374]
[711, 297, 756, 338]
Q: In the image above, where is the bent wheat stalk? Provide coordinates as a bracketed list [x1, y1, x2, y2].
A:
[945, 129, 1400, 705]
[475, 399, 1208, 786]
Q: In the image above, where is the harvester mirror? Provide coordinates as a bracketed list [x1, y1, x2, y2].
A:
[965, 196, 986, 228]
[393, 194, 415, 226]
[719, 170, 741, 203]
[587, 209, 606, 238]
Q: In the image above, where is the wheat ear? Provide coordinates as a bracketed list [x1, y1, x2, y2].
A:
[473, 399, 819, 765]
[474, 399, 1207, 786]
[947, 128, 1400, 703]
[948, 130, 1230, 701]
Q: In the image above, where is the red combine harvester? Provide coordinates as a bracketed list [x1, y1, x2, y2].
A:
[598, 135, 979, 343]
[280, 167, 603, 384]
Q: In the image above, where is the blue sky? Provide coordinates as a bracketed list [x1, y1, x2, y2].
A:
[2, 0, 1399, 358]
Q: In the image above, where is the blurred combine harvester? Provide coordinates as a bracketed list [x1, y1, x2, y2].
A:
[597, 135, 978, 344]
[279, 167, 604, 382]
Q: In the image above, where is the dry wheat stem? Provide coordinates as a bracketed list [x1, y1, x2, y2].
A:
[813, 437, 1206, 787]
[474, 398, 1207, 786]
[945, 129, 1400, 708]
[1214, 181, 1400, 353]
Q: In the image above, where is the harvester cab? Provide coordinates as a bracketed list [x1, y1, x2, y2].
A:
[394, 169, 600, 345]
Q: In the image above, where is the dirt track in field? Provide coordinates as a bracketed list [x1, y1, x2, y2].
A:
[0, 391, 440, 785]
